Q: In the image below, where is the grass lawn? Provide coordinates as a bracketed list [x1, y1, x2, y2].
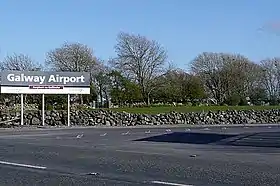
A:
[107, 105, 280, 114]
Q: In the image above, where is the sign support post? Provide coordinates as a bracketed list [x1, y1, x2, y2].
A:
[42, 94, 45, 126]
[20, 94, 24, 125]
[67, 94, 70, 127]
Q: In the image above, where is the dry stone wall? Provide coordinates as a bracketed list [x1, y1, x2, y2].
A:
[0, 109, 279, 127]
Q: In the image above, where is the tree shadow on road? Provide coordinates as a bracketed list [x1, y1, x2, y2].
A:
[134, 132, 280, 148]
[134, 132, 237, 144]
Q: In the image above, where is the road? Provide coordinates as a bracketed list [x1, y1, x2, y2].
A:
[0, 125, 279, 186]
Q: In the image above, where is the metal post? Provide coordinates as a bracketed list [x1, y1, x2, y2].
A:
[42, 94, 45, 126]
[20, 94, 24, 125]
[67, 94, 70, 127]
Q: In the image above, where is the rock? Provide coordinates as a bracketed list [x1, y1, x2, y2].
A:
[247, 119, 256, 124]
[31, 117, 41, 125]
[105, 120, 111, 126]
[56, 121, 63, 126]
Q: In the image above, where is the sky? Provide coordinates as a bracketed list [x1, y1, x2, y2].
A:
[0, 0, 280, 69]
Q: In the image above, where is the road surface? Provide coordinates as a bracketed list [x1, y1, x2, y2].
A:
[0, 125, 279, 186]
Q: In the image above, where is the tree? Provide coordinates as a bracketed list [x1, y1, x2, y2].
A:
[0, 53, 42, 105]
[122, 80, 142, 104]
[249, 87, 268, 105]
[0, 53, 41, 71]
[152, 69, 205, 103]
[190, 52, 260, 105]
[222, 57, 263, 99]
[112, 32, 168, 105]
[109, 70, 142, 106]
[46, 42, 98, 104]
[183, 74, 206, 101]
[191, 52, 231, 104]
[260, 58, 280, 103]
[82, 83, 98, 105]
[108, 70, 123, 105]
[91, 63, 112, 107]
[45, 42, 97, 72]
[154, 69, 184, 103]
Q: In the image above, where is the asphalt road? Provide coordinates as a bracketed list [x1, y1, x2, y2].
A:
[0, 125, 280, 186]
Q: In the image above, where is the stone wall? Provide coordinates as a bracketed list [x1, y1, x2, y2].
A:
[0, 109, 280, 127]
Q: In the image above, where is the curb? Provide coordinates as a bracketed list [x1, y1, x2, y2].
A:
[0, 123, 279, 131]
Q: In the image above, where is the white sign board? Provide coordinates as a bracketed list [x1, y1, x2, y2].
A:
[0, 71, 91, 94]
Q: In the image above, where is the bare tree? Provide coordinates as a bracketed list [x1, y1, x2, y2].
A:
[0, 53, 42, 105]
[0, 53, 41, 71]
[191, 52, 229, 104]
[260, 58, 280, 100]
[45, 42, 97, 72]
[112, 32, 168, 104]
[222, 56, 262, 98]
[46, 42, 98, 104]
[191, 52, 259, 104]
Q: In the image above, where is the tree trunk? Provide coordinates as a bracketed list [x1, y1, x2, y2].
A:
[99, 87, 103, 108]
[104, 91, 109, 108]
[80, 95, 83, 105]
[24, 95, 27, 103]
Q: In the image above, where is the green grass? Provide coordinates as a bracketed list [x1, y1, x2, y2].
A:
[106, 105, 280, 114]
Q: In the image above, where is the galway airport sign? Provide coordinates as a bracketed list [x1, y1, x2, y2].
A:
[0, 71, 90, 94]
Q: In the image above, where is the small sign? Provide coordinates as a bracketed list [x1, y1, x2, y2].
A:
[29, 85, 64, 89]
